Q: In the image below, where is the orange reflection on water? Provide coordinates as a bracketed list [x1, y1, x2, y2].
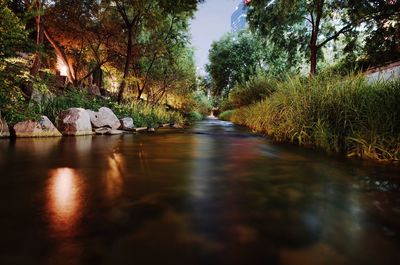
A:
[47, 168, 84, 237]
[105, 152, 125, 200]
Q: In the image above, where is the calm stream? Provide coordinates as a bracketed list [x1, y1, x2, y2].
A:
[0, 119, 399, 265]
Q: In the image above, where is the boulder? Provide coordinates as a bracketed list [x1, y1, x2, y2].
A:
[13, 116, 62, 138]
[57, 108, 93, 136]
[88, 107, 120, 130]
[119, 117, 135, 130]
[0, 116, 10, 138]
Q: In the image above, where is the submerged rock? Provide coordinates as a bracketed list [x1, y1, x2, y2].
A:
[57, 108, 93, 136]
[88, 107, 120, 130]
[13, 116, 62, 138]
[120, 117, 135, 130]
[0, 116, 10, 138]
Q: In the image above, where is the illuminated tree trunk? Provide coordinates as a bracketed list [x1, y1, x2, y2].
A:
[43, 28, 76, 84]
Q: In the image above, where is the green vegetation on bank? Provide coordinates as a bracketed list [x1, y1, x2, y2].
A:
[222, 75, 400, 162]
[0, 0, 210, 128]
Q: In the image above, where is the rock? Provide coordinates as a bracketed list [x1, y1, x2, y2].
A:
[147, 128, 156, 133]
[87, 85, 101, 97]
[94, 128, 124, 135]
[57, 108, 93, 136]
[88, 107, 120, 130]
[108, 130, 124, 135]
[94, 127, 111, 135]
[0, 116, 10, 138]
[13, 116, 62, 138]
[120, 117, 135, 130]
[135, 127, 148, 132]
[172, 123, 183, 129]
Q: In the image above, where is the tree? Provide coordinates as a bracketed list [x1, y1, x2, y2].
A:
[206, 31, 286, 97]
[0, 0, 28, 61]
[248, 0, 358, 76]
[348, 0, 400, 65]
[105, 0, 201, 103]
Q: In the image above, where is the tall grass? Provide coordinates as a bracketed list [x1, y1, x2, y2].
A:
[231, 75, 400, 161]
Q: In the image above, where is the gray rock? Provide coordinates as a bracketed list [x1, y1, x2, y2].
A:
[57, 108, 93, 136]
[94, 127, 111, 135]
[88, 107, 120, 130]
[0, 116, 10, 138]
[13, 116, 62, 138]
[147, 127, 156, 133]
[120, 117, 135, 130]
[94, 128, 124, 135]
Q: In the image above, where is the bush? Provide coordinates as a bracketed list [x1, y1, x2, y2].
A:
[185, 111, 203, 123]
[229, 74, 277, 108]
[219, 110, 235, 121]
[231, 75, 400, 161]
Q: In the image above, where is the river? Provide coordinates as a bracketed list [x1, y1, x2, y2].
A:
[0, 119, 399, 265]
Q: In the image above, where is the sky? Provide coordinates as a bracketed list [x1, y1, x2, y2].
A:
[190, 0, 241, 75]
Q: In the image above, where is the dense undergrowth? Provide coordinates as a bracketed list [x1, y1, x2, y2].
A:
[222, 74, 400, 162]
[1, 84, 205, 128]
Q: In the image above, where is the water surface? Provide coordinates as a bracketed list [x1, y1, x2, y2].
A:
[0, 119, 399, 265]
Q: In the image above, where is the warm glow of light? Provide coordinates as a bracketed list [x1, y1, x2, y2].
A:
[47, 168, 84, 237]
[57, 55, 68, 77]
[105, 152, 124, 200]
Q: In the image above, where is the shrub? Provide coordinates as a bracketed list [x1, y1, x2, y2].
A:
[229, 74, 277, 108]
[219, 110, 235, 121]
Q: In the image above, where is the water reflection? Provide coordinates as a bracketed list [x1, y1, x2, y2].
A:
[46, 168, 84, 237]
[104, 152, 125, 200]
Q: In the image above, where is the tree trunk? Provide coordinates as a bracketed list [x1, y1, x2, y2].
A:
[118, 27, 133, 103]
[309, 0, 324, 77]
[43, 28, 75, 84]
[310, 35, 318, 77]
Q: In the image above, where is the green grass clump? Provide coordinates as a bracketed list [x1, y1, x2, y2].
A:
[231, 75, 400, 162]
[229, 74, 277, 108]
[219, 110, 235, 121]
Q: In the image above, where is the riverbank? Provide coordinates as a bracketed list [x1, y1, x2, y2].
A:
[1, 88, 205, 139]
[220, 75, 400, 163]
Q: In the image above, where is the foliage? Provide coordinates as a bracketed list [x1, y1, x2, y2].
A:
[206, 30, 287, 97]
[248, 0, 400, 74]
[231, 75, 400, 161]
[347, 1, 400, 65]
[37, 88, 186, 128]
[0, 0, 28, 61]
[219, 110, 235, 121]
[228, 74, 277, 108]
